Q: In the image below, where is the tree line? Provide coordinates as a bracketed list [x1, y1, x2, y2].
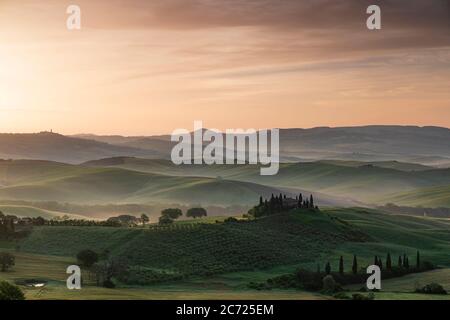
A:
[159, 207, 207, 224]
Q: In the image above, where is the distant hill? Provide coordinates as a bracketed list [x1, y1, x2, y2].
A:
[0, 132, 159, 164]
[75, 126, 450, 166]
[0, 205, 88, 220]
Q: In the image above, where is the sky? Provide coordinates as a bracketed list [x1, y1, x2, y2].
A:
[0, 0, 449, 135]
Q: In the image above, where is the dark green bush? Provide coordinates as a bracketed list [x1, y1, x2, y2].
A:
[0, 281, 25, 300]
[415, 283, 447, 295]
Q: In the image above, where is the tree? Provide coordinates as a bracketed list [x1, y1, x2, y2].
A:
[405, 256, 410, 269]
[140, 214, 149, 226]
[339, 256, 344, 274]
[398, 255, 403, 267]
[0, 281, 25, 300]
[161, 208, 182, 220]
[0, 252, 15, 272]
[352, 255, 358, 274]
[416, 251, 421, 269]
[310, 195, 314, 208]
[386, 253, 392, 270]
[186, 208, 207, 219]
[76, 249, 99, 268]
[159, 215, 174, 225]
[325, 262, 331, 275]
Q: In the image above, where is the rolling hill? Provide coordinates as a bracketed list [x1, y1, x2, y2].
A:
[0, 160, 293, 206]
[75, 126, 450, 166]
[19, 209, 368, 276]
[84, 157, 450, 206]
[0, 205, 88, 220]
[384, 185, 450, 207]
[19, 208, 450, 278]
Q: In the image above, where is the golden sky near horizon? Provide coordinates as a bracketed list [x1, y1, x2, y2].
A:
[0, 0, 449, 135]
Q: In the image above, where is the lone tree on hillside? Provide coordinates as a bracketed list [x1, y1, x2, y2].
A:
[140, 214, 149, 226]
[0, 252, 15, 272]
[186, 208, 207, 219]
[77, 249, 99, 268]
[161, 208, 182, 220]
[352, 255, 358, 274]
[339, 256, 344, 274]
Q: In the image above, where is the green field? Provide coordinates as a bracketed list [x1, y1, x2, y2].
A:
[19, 209, 363, 276]
[0, 207, 449, 300]
[0, 208, 450, 299]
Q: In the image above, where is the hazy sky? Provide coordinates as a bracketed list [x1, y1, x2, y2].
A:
[0, 0, 449, 135]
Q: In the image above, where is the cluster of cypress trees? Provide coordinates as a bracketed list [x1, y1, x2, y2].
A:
[249, 193, 318, 217]
[321, 251, 422, 275]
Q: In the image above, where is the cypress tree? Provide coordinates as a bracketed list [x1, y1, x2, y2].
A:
[405, 257, 409, 269]
[386, 253, 392, 270]
[310, 195, 314, 208]
[374, 255, 378, 266]
[325, 262, 331, 275]
[259, 196, 263, 206]
[352, 255, 358, 274]
[398, 255, 402, 267]
[339, 256, 344, 274]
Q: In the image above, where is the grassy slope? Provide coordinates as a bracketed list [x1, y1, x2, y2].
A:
[3, 208, 450, 300]
[20, 210, 365, 276]
[0, 252, 325, 300]
[20, 208, 450, 275]
[384, 185, 450, 207]
[327, 208, 450, 267]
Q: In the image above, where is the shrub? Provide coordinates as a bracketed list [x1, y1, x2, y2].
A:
[159, 215, 174, 225]
[186, 208, 207, 219]
[322, 275, 336, 293]
[352, 293, 375, 300]
[333, 292, 351, 300]
[0, 252, 15, 272]
[103, 279, 116, 288]
[0, 281, 25, 300]
[161, 208, 182, 220]
[76, 249, 99, 267]
[415, 283, 447, 295]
